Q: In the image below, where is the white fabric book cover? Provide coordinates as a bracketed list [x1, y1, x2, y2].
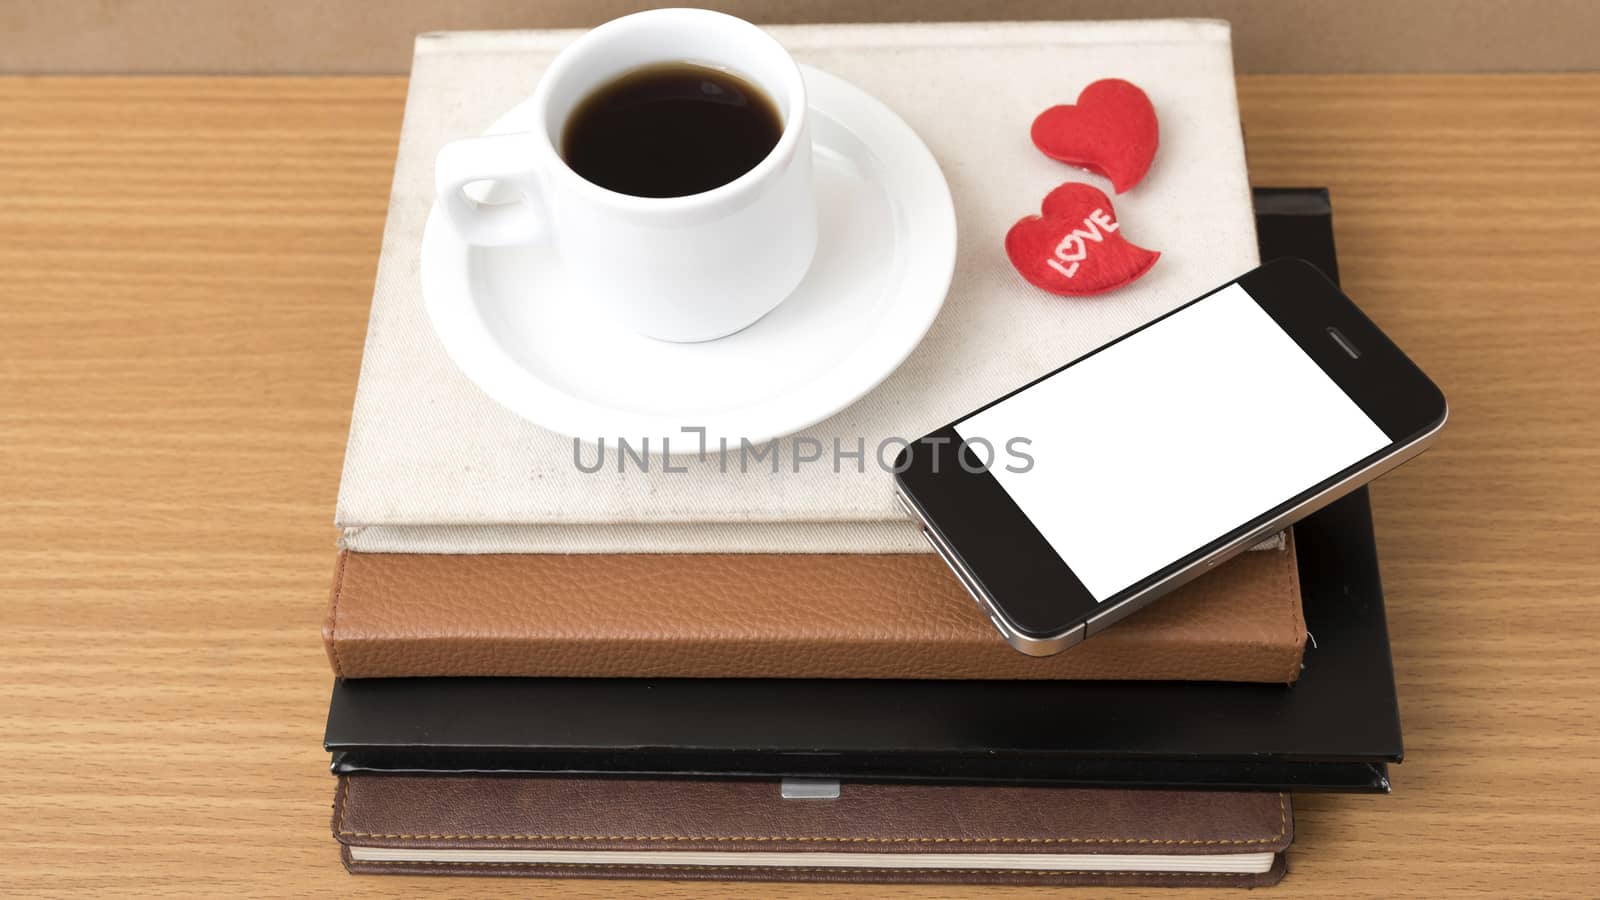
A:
[337, 20, 1261, 554]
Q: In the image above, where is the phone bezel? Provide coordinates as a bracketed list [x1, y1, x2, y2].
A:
[894, 258, 1447, 649]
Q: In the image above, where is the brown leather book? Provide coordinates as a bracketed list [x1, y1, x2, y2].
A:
[323, 531, 1304, 682]
[333, 774, 1290, 886]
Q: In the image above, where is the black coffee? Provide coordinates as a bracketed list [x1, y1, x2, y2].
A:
[561, 63, 783, 198]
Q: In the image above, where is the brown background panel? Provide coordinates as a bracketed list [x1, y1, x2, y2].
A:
[3, 0, 1598, 74]
[3, 72, 1600, 896]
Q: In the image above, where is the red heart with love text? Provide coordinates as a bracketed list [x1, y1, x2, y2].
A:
[1031, 79, 1158, 194]
[1005, 183, 1160, 296]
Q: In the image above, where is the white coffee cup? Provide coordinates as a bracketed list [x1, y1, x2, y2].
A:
[434, 9, 817, 343]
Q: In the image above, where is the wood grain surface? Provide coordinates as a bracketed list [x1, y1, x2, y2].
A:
[1, 74, 1597, 897]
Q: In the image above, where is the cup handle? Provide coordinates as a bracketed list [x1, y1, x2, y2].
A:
[435, 133, 551, 246]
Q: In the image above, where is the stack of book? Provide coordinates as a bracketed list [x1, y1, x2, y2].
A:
[321, 21, 1402, 888]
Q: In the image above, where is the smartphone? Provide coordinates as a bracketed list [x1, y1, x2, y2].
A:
[894, 258, 1446, 656]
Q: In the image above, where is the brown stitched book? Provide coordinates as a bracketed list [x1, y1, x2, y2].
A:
[322, 531, 1304, 681]
[333, 774, 1291, 886]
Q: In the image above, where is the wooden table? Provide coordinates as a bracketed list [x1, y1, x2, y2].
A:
[2, 74, 1597, 897]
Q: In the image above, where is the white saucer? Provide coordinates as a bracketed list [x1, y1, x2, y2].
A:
[420, 64, 956, 450]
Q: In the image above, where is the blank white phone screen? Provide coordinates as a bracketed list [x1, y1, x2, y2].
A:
[954, 283, 1389, 602]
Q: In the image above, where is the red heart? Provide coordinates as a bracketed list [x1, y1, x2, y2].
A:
[1005, 183, 1160, 296]
[1031, 79, 1158, 194]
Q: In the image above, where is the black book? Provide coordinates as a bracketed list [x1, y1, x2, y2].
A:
[324, 188, 1403, 793]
